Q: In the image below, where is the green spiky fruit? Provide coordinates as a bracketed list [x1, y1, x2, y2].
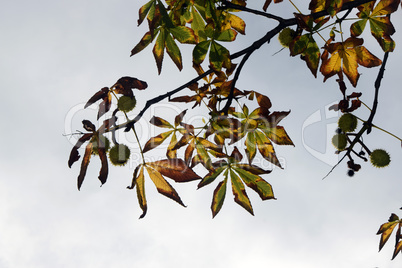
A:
[117, 96, 137, 112]
[370, 149, 391, 168]
[91, 135, 110, 155]
[109, 144, 131, 166]
[338, 113, 357, 133]
[278, 27, 295, 47]
[332, 133, 348, 150]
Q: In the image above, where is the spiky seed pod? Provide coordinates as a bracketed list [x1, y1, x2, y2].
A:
[109, 144, 131, 166]
[332, 133, 348, 150]
[370, 149, 391, 168]
[278, 27, 295, 48]
[338, 113, 358, 133]
[91, 135, 110, 155]
[117, 96, 137, 112]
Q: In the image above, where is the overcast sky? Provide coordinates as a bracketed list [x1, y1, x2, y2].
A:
[1, 1, 402, 267]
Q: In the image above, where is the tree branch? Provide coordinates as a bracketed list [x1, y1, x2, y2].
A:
[366, 51, 389, 134]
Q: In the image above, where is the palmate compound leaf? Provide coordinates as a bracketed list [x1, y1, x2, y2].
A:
[320, 37, 382, 87]
[206, 163, 275, 217]
[350, 0, 399, 52]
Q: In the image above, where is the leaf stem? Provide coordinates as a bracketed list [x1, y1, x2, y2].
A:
[288, 0, 302, 14]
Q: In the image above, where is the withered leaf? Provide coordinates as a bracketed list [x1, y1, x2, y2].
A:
[82, 120, 96, 132]
[77, 143, 93, 190]
[147, 158, 202, 182]
[98, 146, 108, 186]
[145, 165, 186, 207]
[84, 87, 109, 109]
[68, 133, 93, 168]
[114, 77, 148, 97]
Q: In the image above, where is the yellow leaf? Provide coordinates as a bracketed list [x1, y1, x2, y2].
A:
[145, 165, 185, 206]
[320, 37, 381, 87]
[135, 166, 147, 218]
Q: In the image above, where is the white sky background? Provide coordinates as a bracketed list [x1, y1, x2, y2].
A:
[1, 0, 402, 267]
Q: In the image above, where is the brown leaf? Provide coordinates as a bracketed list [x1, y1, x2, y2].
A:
[98, 146, 108, 185]
[147, 158, 201, 183]
[85, 87, 109, 108]
[230, 146, 243, 162]
[263, 0, 272, 11]
[77, 143, 93, 190]
[175, 110, 187, 127]
[82, 120, 96, 132]
[114, 77, 148, 97]
[68, 133, 93, 168]
[347, 92, 362, 100]
[255, 92, 272, 110]
[97, 93, 112, 120]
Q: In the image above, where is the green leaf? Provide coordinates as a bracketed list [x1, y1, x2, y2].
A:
[230, 169, 254, 215]
[170, 26, 197, 44]
[245, 132, 257, 163]
[215, 29, 237, 42]
[131, 31, 154, 57]
[289, 34, 309, 56]
[153, 29, 166, 74]
[234, 167, 275, 200]
[198, 165, 226, 188]
[138, 0, 155, 26]
[165, 33, 183, 71]
[209, 41, 229, 71]
[193, 40, 211, 65]
[157, 0, 175, 28]
[191, 6, 207, 42]
[211, 175, 228, 218]
[303, 36, 320, 77]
